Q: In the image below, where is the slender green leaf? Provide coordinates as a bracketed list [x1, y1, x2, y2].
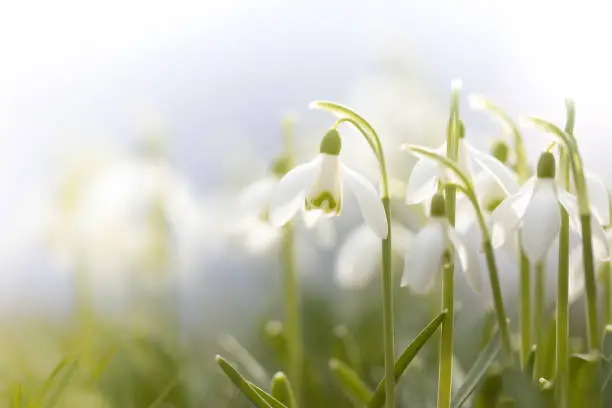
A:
[368, 310, 447, 408]
[44, 358, 79, 408]
[219, 334, 269, 385]
[525, 347, 536, 379]
[250, 383, 287, 408]
[332, 325, 363, 376]
[329, 359, 373, 405]
[216, 355, 273, 408]
[264, 320, 288, 366]
[146, 376, 180, 408]
[569, 352, 601, 408]
[451, 333, 501, 408]
[13, 384, 22, 408]
[270, 372, 296, 408]
[33, 358, 69, 404]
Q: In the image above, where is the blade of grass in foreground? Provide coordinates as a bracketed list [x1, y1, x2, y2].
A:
[451, 333, 501, 408]
[368, 310, 447, 408]
[216, 355, 274, 408]
[329, 358, 373, 404]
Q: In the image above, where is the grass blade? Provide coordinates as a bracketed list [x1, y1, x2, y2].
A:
[451, 333, 501, 408]
[329, 359, 373, 405]
[216, 355, 273, 408]
[271, 372, 296, 408]
[368, 310, 447, 408]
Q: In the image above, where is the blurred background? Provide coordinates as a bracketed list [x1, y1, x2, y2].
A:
[0, 1, 610, 406]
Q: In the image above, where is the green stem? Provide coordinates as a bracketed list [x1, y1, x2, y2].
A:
[380, 196, 395, 408]
[534, 261, 546, 381]
[437, 185, 456, 408]
[482, 240, 513, 354]
[604, 262, 612, 326]
[281, 224, 302, 405]
[519, 251, 531, 367]
[556, 146, 570, 408]
[581, 214, 600, 349]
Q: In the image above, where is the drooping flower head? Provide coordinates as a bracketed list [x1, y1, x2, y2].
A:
[491, 151, 609, 263]
[270, 128, 388, 239]
[401, 193, 481, 293]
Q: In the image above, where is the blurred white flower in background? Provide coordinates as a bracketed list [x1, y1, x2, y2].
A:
[335, 222, 412, 289]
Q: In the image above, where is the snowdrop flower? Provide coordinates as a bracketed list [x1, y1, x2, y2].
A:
[405, 127, 518, 207]
[335, 222, 412, 289]
[455, 140, 518, 234]
[401, 193, 481, 293]
[234, 158, 335, 254]
[490, 151, 609, 263]
[270, 129, 388, 239]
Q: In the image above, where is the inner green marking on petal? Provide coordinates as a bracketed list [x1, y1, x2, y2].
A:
[485, 198, 504, 213]
[306, 191, 340, 213]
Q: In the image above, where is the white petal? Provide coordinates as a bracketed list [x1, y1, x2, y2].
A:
[238, 177, 276, 213]
[342, 164, 388, 239]
[269, 157, 321, 227]
[448, 226, 482, 292]
[454, 195, 476, 234]
[301, 208, 323, 228]
[591, 216, 610, 262]
[586, 173, 610, 225]
[520, 180, 561, 262]
[401, 220, 445, 293]
[467, 143, 520, 195]
[490, 178, 536, 248]
[335, 224, 380, 289]
[556, 189, 581, 232]
[390, 222, 413, 256]
[313, 215, 336, 249]
[405, 158, 444, 205]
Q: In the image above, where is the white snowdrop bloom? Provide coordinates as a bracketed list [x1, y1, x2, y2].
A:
[561, 171, 610, 226]
[490, 151, 609, 263]
[269, 129, 388, 239]
[405, 133, 519, 206]
[335, 222, 413, 289]
[233, 161, 336, 254]
[401, 193, 482, 293]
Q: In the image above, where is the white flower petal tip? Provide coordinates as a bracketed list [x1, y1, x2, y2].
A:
[467, 94, 486, 110]
[335, 225, 380, 289]
[401, 221, 445, 293]
[269, 157, 321, 227]
[448, 228, 482, 293]
[468, 145, 519, 195]
[586, 174, 610, 225]
[451, 79, 463, 91]
[405, 158, 442, 205]
[342, 164, 388, 239]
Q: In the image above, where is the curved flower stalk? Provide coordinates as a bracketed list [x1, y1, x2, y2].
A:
[468, 95, 530, 183]
[405, 127, 519, 207]
[269, 129, 388, 239]
[402, 144, 512, 354]
[335, 222, 412, 289]
[400, 193, 482, 293]
[490, 151, 609, 263]
[523, 115, 608, 350]
[306, 101, 395, 408]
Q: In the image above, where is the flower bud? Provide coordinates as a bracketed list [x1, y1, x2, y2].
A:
[430, 193, 447, 217]
[270, 156, 292, 177]
[319, 129, 342, 155]
[536, 151, 556, 179]
[490, 140, 509, 164]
